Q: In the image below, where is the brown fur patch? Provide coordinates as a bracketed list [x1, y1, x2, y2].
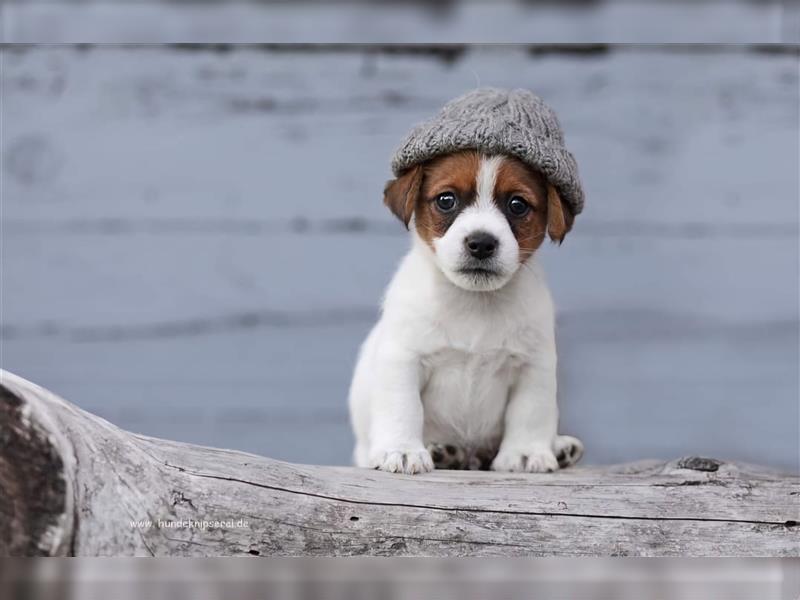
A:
[414, 151, 480, 249]
[546, 184, 574, 244]
[493, 157, 549, 262]
[383, 165, 423, 228]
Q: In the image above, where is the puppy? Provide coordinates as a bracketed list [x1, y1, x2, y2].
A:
[349, 149, 583, 474]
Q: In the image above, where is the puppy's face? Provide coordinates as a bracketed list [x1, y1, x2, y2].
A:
[385, 151, 574, 292]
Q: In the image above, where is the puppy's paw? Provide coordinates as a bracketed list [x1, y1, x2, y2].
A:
[491, 445, 559, 473]
[554, 434, 584, 469]
[370, 446, 434, 475]
[427, 442, 468, 470]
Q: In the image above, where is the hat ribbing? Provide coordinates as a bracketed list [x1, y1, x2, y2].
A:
[391, 88, 584, 215]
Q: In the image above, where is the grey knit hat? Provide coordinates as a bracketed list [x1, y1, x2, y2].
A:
[391, 87, 584, 215]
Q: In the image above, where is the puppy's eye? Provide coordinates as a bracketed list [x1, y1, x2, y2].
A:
[507, 196, 531, 217]
[434, 192, 458, 213]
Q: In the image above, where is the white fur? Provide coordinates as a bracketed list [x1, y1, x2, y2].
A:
[349, 156, 571, 474]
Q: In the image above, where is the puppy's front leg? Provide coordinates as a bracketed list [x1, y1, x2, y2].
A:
[368, 352, 433, 475]
[492, 360, 560, 473]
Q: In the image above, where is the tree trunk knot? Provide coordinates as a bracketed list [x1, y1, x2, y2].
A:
[677, 457, 722, 472]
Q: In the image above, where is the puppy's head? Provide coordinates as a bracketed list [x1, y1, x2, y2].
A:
[384, 151, 574, 292]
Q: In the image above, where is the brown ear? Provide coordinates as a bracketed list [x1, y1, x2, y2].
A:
[547, 184, 574, 244]
[383, 165, 423, 229]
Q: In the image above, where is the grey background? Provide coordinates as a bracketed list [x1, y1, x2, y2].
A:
[2, 0, 799, 43]
[2, 41, 798, 470]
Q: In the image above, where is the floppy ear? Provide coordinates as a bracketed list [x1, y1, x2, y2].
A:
[547, 184, 575, 244]
[383, 165, 423, 229]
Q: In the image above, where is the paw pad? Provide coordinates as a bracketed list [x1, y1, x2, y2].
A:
[426, 443, 497, 470]
[554, 435, 584, 469]
[427, 442, 467, 469]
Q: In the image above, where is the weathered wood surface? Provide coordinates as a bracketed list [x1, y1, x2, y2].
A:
[1, 370, 797, 557]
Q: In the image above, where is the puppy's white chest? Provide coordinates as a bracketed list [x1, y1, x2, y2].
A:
[420, 346, 523, 448]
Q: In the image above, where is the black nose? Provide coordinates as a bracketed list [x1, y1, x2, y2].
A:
[464, 231, 498, 260]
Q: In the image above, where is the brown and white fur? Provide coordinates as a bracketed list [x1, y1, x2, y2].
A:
[349, 151, 583, 474]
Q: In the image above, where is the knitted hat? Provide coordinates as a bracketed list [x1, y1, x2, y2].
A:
[391, 87, 584, 215]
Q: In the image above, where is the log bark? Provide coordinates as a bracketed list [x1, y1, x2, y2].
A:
[1, 369, 797, 557]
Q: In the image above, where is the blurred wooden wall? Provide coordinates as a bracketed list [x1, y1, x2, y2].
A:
[2, 42, 798, 469]
[1, 0, 798, 43]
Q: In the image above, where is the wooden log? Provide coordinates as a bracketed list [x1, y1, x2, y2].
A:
[1, 369, 797, 557]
